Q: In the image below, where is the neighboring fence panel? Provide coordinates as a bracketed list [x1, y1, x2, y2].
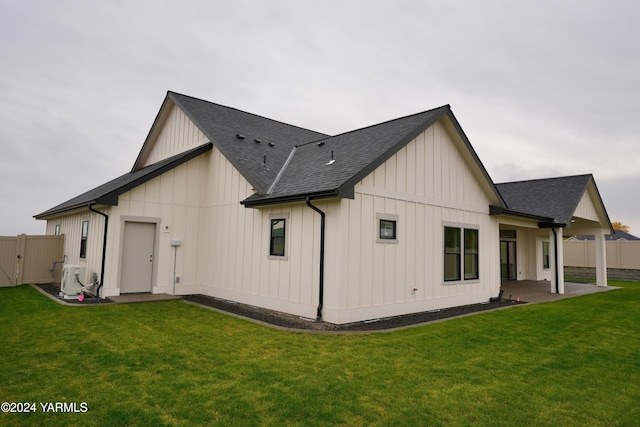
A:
[564, 240, 640, 269]
[0, 234, 65, 286]
[0, 237, 17, 286]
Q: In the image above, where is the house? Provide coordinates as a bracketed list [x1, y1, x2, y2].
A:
[567, 230, 639, 241]
[35, 92, 613, 324]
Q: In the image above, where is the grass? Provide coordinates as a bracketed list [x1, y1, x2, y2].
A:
[0, 282, 639, 426]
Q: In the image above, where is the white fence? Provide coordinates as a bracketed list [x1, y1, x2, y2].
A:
[564, 240, 640, 269]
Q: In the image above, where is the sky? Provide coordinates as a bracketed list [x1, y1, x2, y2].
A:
[1, 0, 639, 235]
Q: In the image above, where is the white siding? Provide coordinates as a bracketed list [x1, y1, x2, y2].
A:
[326, 120, 501, 324]
[574, 189, 600, 222]
[141, 104, 208, 167]
[196, 147, 321, 319]
[45, 208, 108, 285]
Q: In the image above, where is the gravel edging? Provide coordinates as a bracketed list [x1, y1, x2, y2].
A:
[35, 284, 114, 305]
[34, 283, 526, 331]
[182, 294, 526, 332]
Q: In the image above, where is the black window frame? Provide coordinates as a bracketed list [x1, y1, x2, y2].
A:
[379, 219, 397, 241]
[542, 241, 550, 269]
[269, 218, 286, 257]
[80, 220, 89, 259]
[444, 225, 479, 282]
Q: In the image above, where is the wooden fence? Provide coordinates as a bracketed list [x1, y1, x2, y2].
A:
[564, 240, 640, 270]
[0, 234, 65, 287]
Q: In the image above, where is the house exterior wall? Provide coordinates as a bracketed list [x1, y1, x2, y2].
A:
[325, 120, 501, 324]
[141, 104, 209, 168]
[45, 209, 108, 285]
[195, 147, 322, 320]
[102, 152, 207, 297]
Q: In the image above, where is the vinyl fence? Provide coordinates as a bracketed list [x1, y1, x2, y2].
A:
[0, 234, 64, 287]
[564, 239, 640, 270]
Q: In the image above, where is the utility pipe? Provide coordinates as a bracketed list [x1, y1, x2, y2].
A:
[305, 197, 325, 322]
[88, 204, 108, 298]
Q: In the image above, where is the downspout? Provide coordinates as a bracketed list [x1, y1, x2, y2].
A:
[88, 204, 108, 298]
[305, 197, 325, 322]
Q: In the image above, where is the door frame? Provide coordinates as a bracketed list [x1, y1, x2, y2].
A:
[500, 239, 517, 281]
[117, 216, 161, 294]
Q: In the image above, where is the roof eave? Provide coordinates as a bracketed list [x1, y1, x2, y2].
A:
[241, 189, 342, 208]
[489, 205, 556, 223]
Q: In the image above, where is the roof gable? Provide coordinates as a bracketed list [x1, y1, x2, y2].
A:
[495, 174, 611, 229]
[153, 92, 329, 195]
[35, 143, 212, 219]
[243, 106, 504, 206]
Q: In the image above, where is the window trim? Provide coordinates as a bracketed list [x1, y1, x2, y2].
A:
[80, 220, 89, 259]
[376, 213, 399, 244]
[268, 213, 289, 260]
[54, 224, 61, 236]
[443, 223, 480, 283]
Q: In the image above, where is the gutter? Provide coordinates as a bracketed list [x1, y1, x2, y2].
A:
[242, 189, 340, 208]
[305, 197, 325, 322]
[88, 204, 108, 298]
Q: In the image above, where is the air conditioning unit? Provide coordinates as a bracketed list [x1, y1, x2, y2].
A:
[60, 265, 85, 299]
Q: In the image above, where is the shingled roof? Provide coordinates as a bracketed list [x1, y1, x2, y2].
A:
[244, 106, 452, 205]
[38, 91, 607, 225]
[35, 143, 212, 219]
[495, 174, 594, 225]
[153, 92, 329, 195]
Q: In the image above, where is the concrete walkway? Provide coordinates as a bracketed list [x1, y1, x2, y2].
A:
[500, 280, 619, 303]
[108, 293, 179, 303]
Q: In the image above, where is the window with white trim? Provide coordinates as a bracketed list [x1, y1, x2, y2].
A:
[54, 224, 61, 236]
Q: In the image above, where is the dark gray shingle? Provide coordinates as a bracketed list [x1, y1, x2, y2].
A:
[495, 174, 593, 224]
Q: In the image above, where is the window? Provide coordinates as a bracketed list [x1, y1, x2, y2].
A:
[444, 225, 479, 282]
[376, 213, 399, 243]
[379, 220, 396, 240]
[444, 227, 461, 281]
[464, 229, 479, 280]
[54, 224, 60, 236]
[542, 241, 550, 269]
[80, 221, 89, 258]
[270, 218, 286, 257]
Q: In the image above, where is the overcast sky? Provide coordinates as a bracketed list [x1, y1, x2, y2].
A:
[1, 0, 639, 236]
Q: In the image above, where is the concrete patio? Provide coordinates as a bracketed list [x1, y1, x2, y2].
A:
[500, 280, 619, 303]
[108, 293, 180, 303]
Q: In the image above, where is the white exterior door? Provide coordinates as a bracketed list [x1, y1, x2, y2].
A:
[120, 222, 155, 293]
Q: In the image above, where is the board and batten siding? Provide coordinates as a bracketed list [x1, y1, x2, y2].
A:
[141, 103, 209, 168]
[196, 146, 321, 320]
[45, 209, 108, 285]
[104, 152, 206, 296]
[326, 120, 501, 324]
[103, 143, 321, 319]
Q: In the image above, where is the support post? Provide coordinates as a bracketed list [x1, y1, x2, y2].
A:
[594, 229, 608, 287]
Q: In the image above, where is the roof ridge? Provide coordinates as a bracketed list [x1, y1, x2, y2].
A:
[168, 91, 329, 137]
[496, 173, 593, 186]
[295, 104, 451, 148]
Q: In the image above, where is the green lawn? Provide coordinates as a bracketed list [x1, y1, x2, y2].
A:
[1, 282, 639, 426]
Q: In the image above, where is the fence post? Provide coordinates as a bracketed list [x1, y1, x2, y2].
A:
[15, 234, 27, 286]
